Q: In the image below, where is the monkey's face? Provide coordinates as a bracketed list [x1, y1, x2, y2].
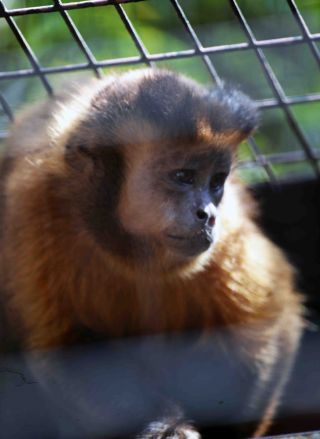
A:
[118, 145, 232, 261]
[66, 69, 258, 268]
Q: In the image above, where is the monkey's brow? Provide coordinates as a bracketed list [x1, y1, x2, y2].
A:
[183, 150, 232, 169]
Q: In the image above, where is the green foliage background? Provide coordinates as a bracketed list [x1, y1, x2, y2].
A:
[1, 0, 320, 182]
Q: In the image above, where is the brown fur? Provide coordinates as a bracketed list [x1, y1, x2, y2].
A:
[0, 69, 304, 437]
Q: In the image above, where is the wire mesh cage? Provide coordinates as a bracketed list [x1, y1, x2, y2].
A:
[1, 2, 320, 438]
[1, 0, 320, 184]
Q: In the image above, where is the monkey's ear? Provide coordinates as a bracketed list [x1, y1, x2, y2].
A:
[64, 138, 97, 172]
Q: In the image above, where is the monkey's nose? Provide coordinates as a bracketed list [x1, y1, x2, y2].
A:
[196, 208, 216, 227]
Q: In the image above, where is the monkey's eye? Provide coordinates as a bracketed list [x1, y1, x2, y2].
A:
[210, 172, 228, 192]
[171, 169, 196, 186]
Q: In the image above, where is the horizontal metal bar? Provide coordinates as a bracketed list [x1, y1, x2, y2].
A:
[257, 93, 320, 109]
[2, 0, 320, 50]
[0, 56, 144, 81]
[1, 36, 320, 83]
[238, 148, 320, 169]
[0, 0, 146, 16]
[263, 431, 320, 439]
[1, 72, 320, 110]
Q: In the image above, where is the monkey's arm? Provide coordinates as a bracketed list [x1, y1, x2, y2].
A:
[22, 329, 279, 438]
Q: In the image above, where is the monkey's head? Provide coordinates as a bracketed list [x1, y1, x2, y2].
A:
[61, 69, 258, 273]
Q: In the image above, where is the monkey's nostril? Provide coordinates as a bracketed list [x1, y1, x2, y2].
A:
[196, 209, 208, 221]
[208, 216, 215, 227]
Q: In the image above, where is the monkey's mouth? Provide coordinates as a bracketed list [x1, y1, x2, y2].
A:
[167, 229, 213, 256]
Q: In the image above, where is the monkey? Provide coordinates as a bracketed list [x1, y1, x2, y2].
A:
[0, 69, 304, 438]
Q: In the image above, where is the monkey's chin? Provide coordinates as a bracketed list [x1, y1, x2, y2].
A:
[166, 232, 214, 258]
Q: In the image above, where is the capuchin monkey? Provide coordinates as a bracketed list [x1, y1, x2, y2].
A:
[0, 69, 303, 438]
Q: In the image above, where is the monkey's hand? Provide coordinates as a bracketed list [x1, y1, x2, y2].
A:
[139, 419, 201, 439]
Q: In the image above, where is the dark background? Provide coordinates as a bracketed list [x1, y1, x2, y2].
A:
[252, 178, 320, 436]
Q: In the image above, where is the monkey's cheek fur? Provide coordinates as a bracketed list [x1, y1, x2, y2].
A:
[166, 228, 214, 257]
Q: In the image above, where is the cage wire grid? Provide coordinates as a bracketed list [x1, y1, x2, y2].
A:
[0, 0, 320, 183]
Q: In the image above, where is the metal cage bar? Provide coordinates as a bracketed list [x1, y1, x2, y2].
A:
[229, 0, 320, 178]
[114, 3, 153, 67]
[0, 0, 319, 183]
[0, 93, 14, 122]
[0, 1, 53, 94]
[52, 0, 102, 78]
